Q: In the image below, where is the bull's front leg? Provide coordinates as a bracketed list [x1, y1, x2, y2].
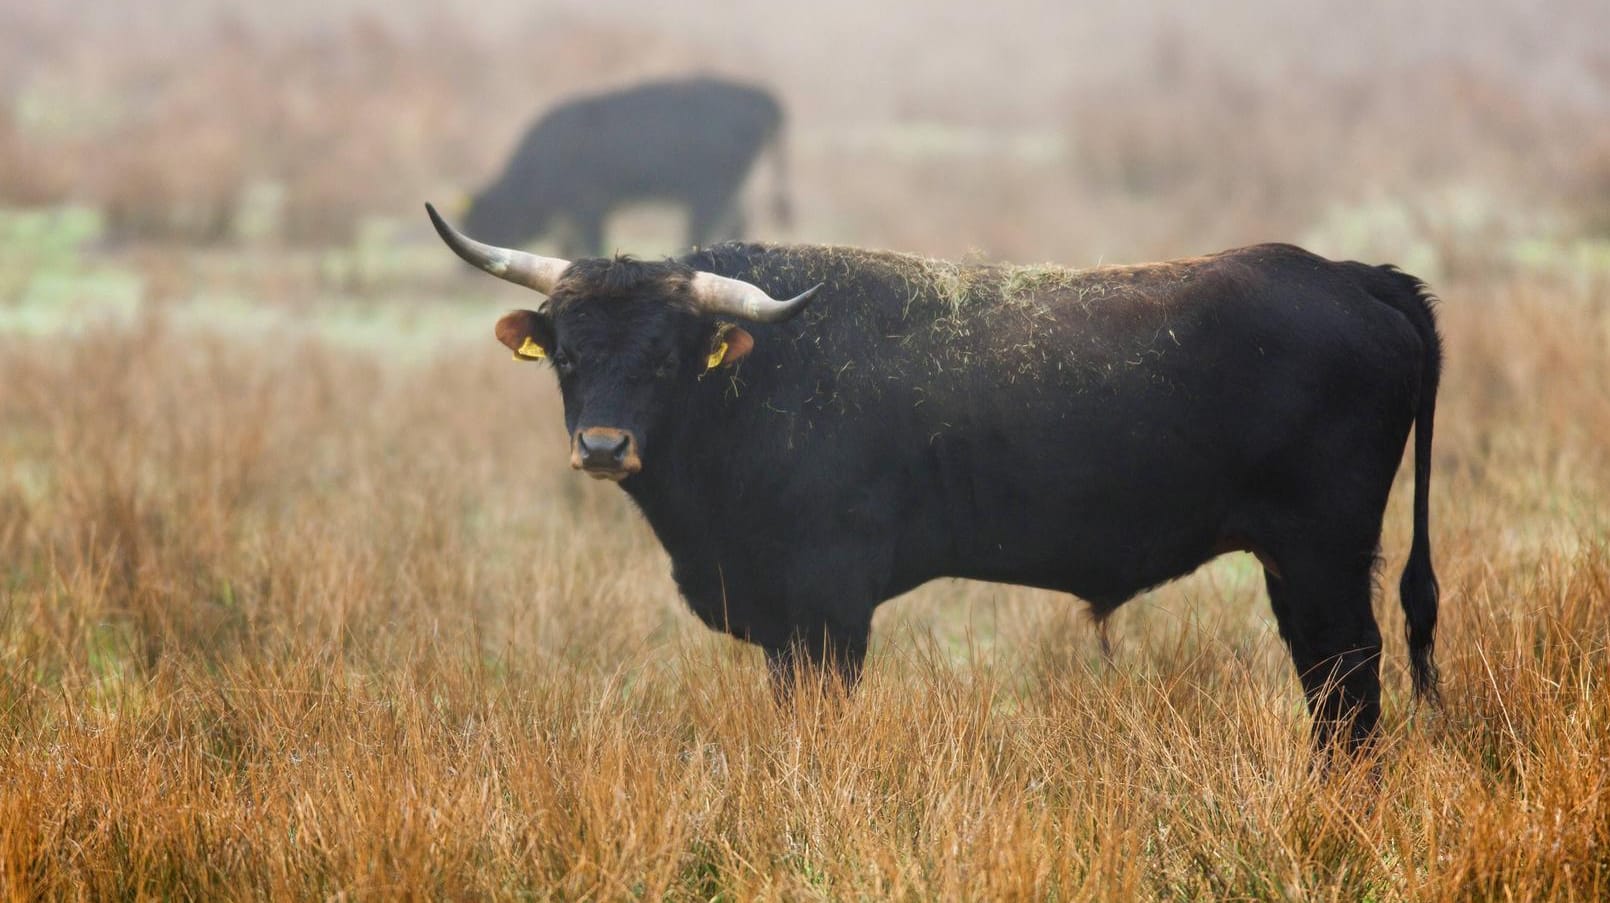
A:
[759, 538, 887, 702]
[763, 619, 870, 702]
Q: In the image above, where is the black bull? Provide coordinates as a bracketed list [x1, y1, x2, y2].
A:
[428, 204, 1441, 754]
[462, 77, 788, 257]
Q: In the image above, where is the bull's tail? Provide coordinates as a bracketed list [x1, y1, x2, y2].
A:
[1364, 264, 1443, 703]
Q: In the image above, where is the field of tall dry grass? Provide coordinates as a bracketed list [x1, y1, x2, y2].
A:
[2, 1, 1609, 899]
[2, 247, 1607, 900]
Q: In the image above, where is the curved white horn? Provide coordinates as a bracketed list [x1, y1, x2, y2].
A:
[688, 272, 823, 323]
[426, 202, 570, 294]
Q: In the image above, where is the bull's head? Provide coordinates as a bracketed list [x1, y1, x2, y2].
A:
[426, 203, 820, 481]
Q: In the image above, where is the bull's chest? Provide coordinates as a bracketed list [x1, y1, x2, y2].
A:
[626, 486, 784, 641]
[662, 542, 785, 643]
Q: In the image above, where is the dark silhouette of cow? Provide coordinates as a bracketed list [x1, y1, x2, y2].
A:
[427, 203, 1442, 757]
[462, 77, 789, 257]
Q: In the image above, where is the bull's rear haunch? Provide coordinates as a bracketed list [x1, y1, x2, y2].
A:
[428, 203, 1440, 755]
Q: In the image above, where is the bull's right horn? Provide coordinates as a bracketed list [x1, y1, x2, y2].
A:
[425, 202, 570, 295]
[688, 272, 823, 323]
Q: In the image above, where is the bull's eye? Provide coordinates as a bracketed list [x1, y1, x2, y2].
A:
[654, 351, 677, 380]
[553, 349, 576, 376]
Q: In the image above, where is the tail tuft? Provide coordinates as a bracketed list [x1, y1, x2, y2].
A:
[1401, 536, 1440, 702]
[1366, 265, 1443, 704]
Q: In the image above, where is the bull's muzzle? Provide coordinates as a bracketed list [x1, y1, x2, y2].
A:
[571, 427, 642, 480]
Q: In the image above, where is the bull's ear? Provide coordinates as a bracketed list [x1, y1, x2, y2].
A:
[705, 324, 754, 370]
[495, 309, 554, 362]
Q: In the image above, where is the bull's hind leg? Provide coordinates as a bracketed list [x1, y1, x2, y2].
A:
[1263, 546, 1384, 756]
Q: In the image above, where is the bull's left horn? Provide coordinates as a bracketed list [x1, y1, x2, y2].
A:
[688, 272, 823, 323]
[425, 202, 570, 295]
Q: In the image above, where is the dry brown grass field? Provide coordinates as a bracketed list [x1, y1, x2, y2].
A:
[3, 1, 1610, 899]
[2, 263, 1607, 900]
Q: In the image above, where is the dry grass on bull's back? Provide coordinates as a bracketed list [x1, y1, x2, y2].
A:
[1, 270, 1608, 901]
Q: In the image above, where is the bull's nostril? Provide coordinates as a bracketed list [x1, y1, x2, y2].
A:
[577, 430, 634, 470]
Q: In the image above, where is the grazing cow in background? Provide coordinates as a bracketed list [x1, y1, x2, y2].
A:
[426, 203, 1442, 756]
[462, 77, 791, 257]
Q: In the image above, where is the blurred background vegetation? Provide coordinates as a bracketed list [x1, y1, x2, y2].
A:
[2, 0, 1608, 287]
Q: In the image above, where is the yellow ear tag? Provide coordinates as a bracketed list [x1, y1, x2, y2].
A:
[705, 341, 728, 370]
[514, 336, 547, 361]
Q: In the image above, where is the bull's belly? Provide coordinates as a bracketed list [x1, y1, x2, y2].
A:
[649, 453, 1244, 643]
[936, 535, 1221, 609]
[905, 487, 1235, 610]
